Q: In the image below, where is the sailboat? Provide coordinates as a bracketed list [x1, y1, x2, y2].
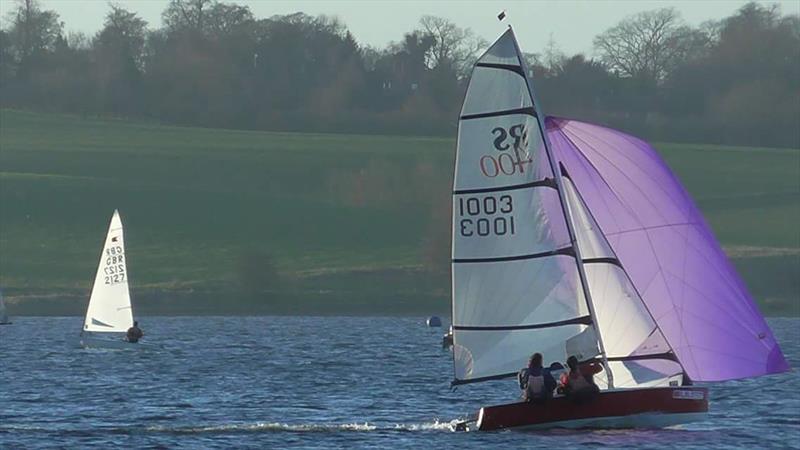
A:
[0, 290, 11, 325]
[450, 28, 789, 431]
[80, 210, 137, 348]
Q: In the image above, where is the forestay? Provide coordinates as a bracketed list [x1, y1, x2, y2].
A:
[451, 29, 600, 385]
[83, 210, 133, 333]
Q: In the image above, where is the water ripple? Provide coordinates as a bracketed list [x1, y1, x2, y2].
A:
[0, 316, 797, 449]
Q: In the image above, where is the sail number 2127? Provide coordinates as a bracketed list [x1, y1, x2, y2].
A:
[103, 246, 126, 285]
[458, 195, 515, 237]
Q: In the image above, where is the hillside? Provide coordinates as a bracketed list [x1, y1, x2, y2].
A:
[1, 110, 798, 315]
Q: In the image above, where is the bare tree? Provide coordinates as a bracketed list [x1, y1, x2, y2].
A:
[9, 0, 62, 60]
[206, 2, 254, 36]
[593, 8, 699, 83]
[66, 31, 90, 50]
[543, 33, 565, 73]
[418, 15, 486, 78]
[91, 5, 149, 114]
[162, 0, 212, 33]
[95, 5, 148, 68]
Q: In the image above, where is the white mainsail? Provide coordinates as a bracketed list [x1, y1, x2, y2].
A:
[451, 29, 601, 384]
[83, 210, 133, 333]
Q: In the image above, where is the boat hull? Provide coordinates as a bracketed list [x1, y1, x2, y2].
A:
[476, 386, 708, 431]
[80, 333, 155, 350]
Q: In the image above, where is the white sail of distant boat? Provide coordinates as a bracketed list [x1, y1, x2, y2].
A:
[82, 210, 133, 335]
[0, 290, 11, 325]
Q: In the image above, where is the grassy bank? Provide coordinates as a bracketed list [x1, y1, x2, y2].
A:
[1, 109, 797, 315]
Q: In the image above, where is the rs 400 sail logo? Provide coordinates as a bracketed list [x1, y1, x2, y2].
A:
[480, 124, 534, 178]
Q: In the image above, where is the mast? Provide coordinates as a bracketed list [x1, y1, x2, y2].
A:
[508, 27, 614, 388]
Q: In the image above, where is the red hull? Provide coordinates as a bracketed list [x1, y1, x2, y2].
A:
[477, 386, 708, 431]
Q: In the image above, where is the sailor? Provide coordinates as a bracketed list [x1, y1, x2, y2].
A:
[442, 326, 454, 349]
[559, 355, 600, 402]
[518, 353, 556, 402]
[126, 321, 144, 343]
[548, 361, 567, 383]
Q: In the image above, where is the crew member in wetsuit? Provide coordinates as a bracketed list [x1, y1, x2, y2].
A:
[559, 355, 601, 403]
[126, 321, 143, 343]
[518, 352, 556, 402]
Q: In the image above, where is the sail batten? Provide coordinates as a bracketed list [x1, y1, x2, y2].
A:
[453, 178, 556, 195]
[455, 315, 593, 331]
[461, 106, 537, 120]
[474, 62, 526, 76]
[453, 247, 574, 264]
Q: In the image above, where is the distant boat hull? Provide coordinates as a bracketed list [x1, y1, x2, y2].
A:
[475, 386, 708, 431]
[0, 322, 12, 325]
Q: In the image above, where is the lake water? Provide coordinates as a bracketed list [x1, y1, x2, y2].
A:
[1, 316, 797, 449]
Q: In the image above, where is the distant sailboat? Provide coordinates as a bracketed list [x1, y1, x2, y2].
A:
[80, 210, 136, 348]
[450, 28, 789, 431]
[0, 290, 11, 325]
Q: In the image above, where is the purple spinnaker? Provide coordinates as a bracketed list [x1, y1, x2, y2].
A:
[543, 116, 789, 382]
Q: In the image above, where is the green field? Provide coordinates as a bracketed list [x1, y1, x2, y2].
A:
[1, 109, 798, 315]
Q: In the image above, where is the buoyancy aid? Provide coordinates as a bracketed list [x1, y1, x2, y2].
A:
[519, 367, 549, 399]
[567, 371, 593, 392]
[518, 368, 529, 390]
[527, 373, 546, 398]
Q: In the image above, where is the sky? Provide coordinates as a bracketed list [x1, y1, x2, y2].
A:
[7, 0, 800, 56]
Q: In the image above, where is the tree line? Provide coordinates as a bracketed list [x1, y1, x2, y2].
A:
[1, 0, 798, 147]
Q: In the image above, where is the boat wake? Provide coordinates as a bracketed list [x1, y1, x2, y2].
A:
[2, 420, 464, 436]
[145, 419, 461, 434]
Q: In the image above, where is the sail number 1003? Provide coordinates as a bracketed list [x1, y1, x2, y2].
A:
[458, 195, 516, 237]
